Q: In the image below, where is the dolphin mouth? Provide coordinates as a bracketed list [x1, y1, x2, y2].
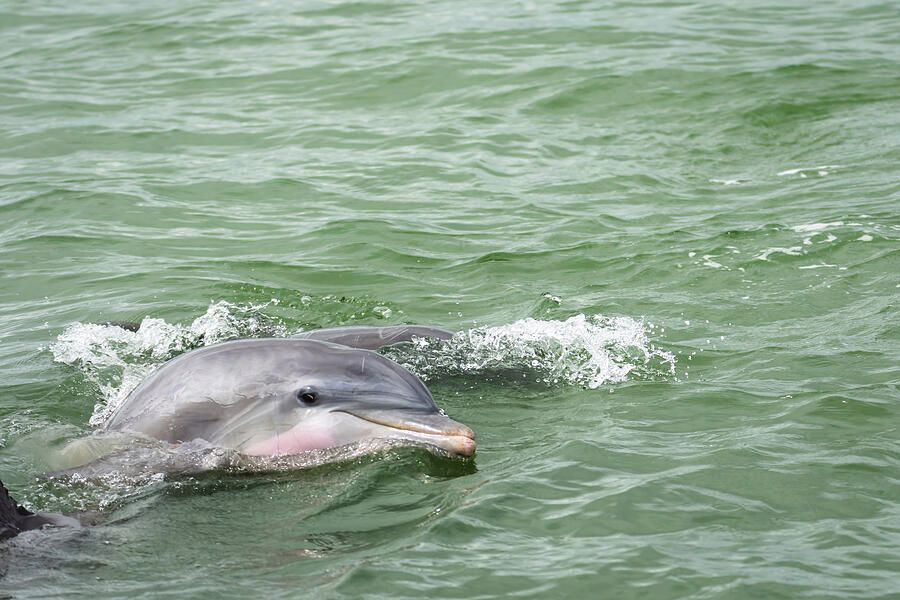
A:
[337, 409, 476, 458]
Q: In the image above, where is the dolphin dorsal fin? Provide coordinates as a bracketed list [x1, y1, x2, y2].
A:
[292, 325, 452, 350]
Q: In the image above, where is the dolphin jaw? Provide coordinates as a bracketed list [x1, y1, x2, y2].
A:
[334, 409, 476, 458]
[336, 409, 474, 438]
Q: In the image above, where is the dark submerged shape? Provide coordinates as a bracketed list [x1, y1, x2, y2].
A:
[0, 479, 78, 540]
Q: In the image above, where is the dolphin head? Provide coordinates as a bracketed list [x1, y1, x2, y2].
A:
[235, 341, 476, 458]
[105, 339, 475, 459]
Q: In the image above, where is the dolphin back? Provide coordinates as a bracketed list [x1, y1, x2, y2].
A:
[292, 325, 452, 350]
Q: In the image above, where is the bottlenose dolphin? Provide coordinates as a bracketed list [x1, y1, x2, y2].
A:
[0, 479, 79, 540]
[95, 326, 473, 463]
[6, 326, 466, 538]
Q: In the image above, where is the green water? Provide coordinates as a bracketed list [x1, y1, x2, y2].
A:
[2, 0, 899, 597]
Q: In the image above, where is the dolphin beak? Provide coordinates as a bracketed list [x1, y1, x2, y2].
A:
[337, 409, 476, 457]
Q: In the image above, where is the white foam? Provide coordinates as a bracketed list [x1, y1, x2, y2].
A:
[754, 246, 804, 261]
[387, 314, 676, 389]
[701, 255, 725, 269]
[50, 301, 284, 426]
[778, 165, 842, 177]
[709, 178, 747, 186]
[791, 222, 844, 234]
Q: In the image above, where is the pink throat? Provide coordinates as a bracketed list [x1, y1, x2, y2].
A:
[242, 426, 336, 457]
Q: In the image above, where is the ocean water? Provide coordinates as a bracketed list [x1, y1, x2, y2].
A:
[1, 0, 899, 598]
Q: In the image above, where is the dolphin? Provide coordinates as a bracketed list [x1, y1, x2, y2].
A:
[95, 326, 474, 463]
[0, 479, 79, 540]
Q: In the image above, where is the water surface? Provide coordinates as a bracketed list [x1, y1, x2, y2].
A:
[1, 1, 899, 598]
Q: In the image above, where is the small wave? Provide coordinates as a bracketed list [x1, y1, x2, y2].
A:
[777, 165, 843, 177]
[791, 221, 845, 234]
[696, 219, 891, 268]
[753, 245, 804, 261]
[709, 178, 750, 186]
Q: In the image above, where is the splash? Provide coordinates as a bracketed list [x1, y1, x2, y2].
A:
[384, 314, 676, 389]
[50, 301, 285, 426]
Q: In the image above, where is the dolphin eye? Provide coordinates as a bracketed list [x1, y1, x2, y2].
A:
[297, 386, 319, 405]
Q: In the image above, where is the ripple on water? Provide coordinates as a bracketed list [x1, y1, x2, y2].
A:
[2, 0, 900, 597]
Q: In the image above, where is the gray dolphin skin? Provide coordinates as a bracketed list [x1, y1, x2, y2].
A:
[102, 328, 474, 460]
[293, 324, 453, 350]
